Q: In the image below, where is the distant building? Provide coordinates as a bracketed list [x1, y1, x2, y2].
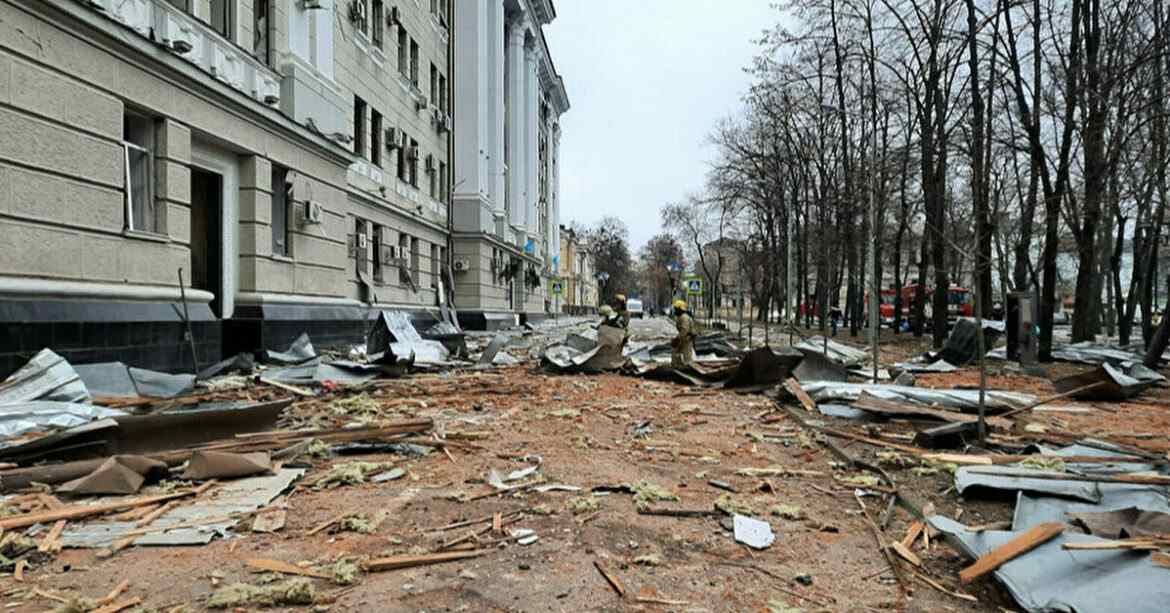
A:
[558, 225, 597, 314]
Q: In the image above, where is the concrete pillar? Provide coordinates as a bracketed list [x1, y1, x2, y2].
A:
[453, 0, 492, 233]
[487, 0, 507, 232]
[524, 44, 539, 244]
[505, 21, 527, 237]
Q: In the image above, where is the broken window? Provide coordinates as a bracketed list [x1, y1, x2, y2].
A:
[398, 232, 411, 285]
[354, 96, 367, 158]
[372, 223, 384, 283]
[271, 164, 292, 257]
[371, 109, 383, 167]
[397, 26, 408, 78]
[123, 112, 157, 234]
[409, 139, 419, 188]
[410, 38, 419, 88]
[396, 130, 408, 182]
[371, 0, 384, 48]
[253, 0, 270, 65]
[209, 0, 233, 40]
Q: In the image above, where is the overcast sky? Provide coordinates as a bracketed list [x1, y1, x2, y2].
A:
[544, 1, 780, 252]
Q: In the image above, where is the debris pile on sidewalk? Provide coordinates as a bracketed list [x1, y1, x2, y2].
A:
[0, 314, 1167, 611]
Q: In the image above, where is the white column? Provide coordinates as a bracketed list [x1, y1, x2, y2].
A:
[454, 0, 488, 204]
[524, 46, 540, 243]
[488, 0, 507, 226]
[505, 22, 527, 236]
[551, 122, 561, 261]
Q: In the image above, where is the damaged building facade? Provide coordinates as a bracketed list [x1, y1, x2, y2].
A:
[451, 0, 568, 329]
[0, 0, 567, 376]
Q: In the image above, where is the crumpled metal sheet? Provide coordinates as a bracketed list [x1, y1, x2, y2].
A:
[262, 359, 381, 386]
[1012, 488, 1170, 530]
[368, 311, 450, 365]
[792, 348, 849, 383]
[75, 362, 195, 399]
[60, 468, 304, 548]
[1067, 507, 1170, 538]
[0, 349, 89, 404]
[1052, 362, 1160, 401]
[1030, 441, 1160, 475]
[891, 359, 958, 374]
[264, 332, 317, 364]
[955, 465, 1105, 503]
[801, 382, 1036, 412]
[929, 515, 1170, 613]
[0, 402, 126, 440]
[792, 337, 869, 367]
[938, 318, 1002, 365]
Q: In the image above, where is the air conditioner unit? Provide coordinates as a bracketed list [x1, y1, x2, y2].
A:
[155, 12, 195, 54]
[453, 259, 470, 272]
[386, 127, 401, 149]
[304, 201, 324, 224]
[425, 154, 436, 172]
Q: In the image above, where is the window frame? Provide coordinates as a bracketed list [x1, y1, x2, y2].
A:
[123, 141, 155, 233]
[408, 138, 419, 188]
[397, 27, 409, 78]
[209, 0, 234, 41]
[371, 109, 383, 168]
[409, 38, 419, 87]
[271, 164, 292, 257]
[354, 96, 367, 159]
[371, 0, 384, 48]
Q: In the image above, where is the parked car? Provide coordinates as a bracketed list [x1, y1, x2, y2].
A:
[626, 298, 644, 319]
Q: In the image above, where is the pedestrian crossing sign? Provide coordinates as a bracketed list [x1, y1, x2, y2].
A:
[550, 279, 564, 296]
[686, 277, 703, 295]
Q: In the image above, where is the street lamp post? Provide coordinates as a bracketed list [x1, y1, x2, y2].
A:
[824, 103, 880, 381]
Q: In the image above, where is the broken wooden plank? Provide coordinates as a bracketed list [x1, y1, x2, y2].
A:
[246, 558, 332, 579]
[959, 522, 1064, 584]
[251, 508, 287, 533]
[0, 491, 195, 530]
[91, 597, 142, 613]
[594, 559, 626, 598]
[784, 378, 817, 412]
[37, 520, 65, 553]
[306, 512, 348, 536]
[363, 550, 486, 572]
[257, 378, 316, 397]
[97, 579, 130, 606]
[901, 521, 925, 549]
[889, 540, 922, 567]
[853, 394, 1012, 429]
[999, 382, 1108, 419]
[13, 559, 26, 581]
[1152, 552, 1170, 569]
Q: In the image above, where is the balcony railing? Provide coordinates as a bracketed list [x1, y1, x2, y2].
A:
[84, 0, 281, 108]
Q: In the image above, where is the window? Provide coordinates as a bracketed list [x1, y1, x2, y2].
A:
[123, 113, 156, 233]
[397, 27, 408, 78]
[371, 0, 384, 48]
[166, 0, 189, 9]
[438, 74, 448, 114]
[409, 138, 419, 187]
[354, 219, 368, 276]
[430, 64, 438, 107]
[398, 233, 411, 284]
[271, 164, 292, 257]
[409, 39, 419, 87]
[428, 156, 437, 199]
[352, 0, 369, 35]
[439, 162, 448, 201]
[354, 96, 367, 158]
[371, 109, 383, 167]
[411, 237, 421, 284]
[372, 223, 384, 282]
[210, 0, 233, 40]
[430, 244, 440, 287]
[253, 0, 270, 65]
[430, 0, 438, 15]
[396, 131, 408, 181]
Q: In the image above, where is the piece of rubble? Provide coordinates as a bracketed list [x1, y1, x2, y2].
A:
[207, 579, 316, 608]
[770, 505, 805, 520]
[733, 515, 775, 549]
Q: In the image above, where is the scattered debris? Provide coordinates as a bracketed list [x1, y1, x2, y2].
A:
[207, 579, 315, 608]
[733, 515, 775, 549]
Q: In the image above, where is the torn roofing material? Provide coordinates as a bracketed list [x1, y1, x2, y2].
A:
[0, 402, 125, 441]
[263, 332, 317, 365]
[75, 362, 195, 399]
[929, 515, 1170, 613]
[367, 311, 451, 365]
[1052, 363, 1161, 401]
[1012, 488, 1170, 530]
[792, 337, 869, 367]
[0, 349, 90, 405]
[792, 347, 850, 383]
[801, 382, 1036, 412]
